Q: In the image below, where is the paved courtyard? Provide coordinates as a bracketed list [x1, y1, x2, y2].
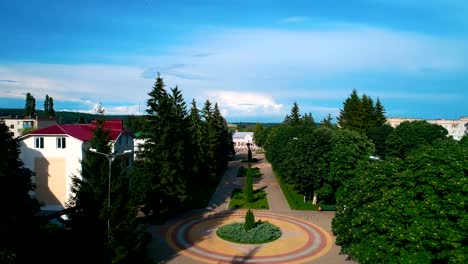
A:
[147, 152, 356, 264]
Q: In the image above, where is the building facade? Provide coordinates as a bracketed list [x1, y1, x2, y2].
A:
[387, 117, 468, 140]
[0, 116, 57, 138]
[232, 131, 260, 151]
[19, 119, 134, 211]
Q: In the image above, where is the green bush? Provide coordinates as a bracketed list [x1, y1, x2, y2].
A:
[244, 209, 255, 231]
[217, 221, 281, 244]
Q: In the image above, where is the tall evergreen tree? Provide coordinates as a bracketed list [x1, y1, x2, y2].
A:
[24, 92, 36, 117]
[338, 89, 362, 132]
[213, 103, 231, 174]
[202, 100, 218, 179]
[187, 99, 206, 182]
[283, 101, 301, 126]
[374, 98, 386, 126]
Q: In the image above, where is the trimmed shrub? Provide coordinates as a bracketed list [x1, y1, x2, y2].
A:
[217, 221, 281, 244]
[244, 209, 255, 231]
[244, 168, 254, 203]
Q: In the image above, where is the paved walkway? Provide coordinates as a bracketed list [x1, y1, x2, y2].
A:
[147, 151, 356, 264]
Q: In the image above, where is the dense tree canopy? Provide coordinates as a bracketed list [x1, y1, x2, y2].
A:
[337, 89, 386, 134]
[133, 74, 232, 217]
[333, 140, 468, 263]
[386, 120, 448, 158]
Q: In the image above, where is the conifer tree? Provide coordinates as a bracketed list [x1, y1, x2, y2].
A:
[43, 94, 56, 117]
[338, 89, 362, 132]
[374, 98, 387, 126]
[187, 99, 206, 182]
[302, 112, 316, 127]
[244, 209, 255, 231]
[283, 101, 301, 126]
[202, 100, 218, 179]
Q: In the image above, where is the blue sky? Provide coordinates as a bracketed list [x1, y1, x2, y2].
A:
[1, 0, 467, 122]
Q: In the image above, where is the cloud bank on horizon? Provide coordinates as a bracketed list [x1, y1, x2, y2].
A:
[0, 0, 467, 122]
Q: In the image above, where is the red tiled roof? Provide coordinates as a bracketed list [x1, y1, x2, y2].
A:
[25, 120, 127, 141]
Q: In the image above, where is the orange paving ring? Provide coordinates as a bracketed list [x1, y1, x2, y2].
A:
[167, 210, 333, 264]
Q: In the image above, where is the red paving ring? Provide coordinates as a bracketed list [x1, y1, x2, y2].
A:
[167, 210, 333, 264]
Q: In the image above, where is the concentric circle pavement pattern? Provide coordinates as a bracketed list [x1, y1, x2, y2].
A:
[166, 210, 333, 264]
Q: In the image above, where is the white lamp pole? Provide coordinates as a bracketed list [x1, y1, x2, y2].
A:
[88, 148, 132, 241]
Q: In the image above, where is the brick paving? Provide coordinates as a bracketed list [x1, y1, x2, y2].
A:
[147, 151, 357, 264]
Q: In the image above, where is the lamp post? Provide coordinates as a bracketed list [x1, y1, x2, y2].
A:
[88, 148, 132, 240]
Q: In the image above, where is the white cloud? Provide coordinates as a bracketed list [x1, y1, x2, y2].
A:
[205, 90, 284, 118]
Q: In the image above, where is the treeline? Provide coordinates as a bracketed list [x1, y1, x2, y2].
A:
[255, 90, 468, 263]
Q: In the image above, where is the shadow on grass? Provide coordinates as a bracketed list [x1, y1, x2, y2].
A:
[229, 188, 269, 209]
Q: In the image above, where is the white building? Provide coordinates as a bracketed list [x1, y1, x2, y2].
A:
[232, 131, 260, 151]
[0, 116, 57, 138]
[387, 117, 468, 140]
[19, 119, 134, 211]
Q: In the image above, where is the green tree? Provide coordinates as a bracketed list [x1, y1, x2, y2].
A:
[386, 121, 448, 158]
[366, 124, 394, 158]
[124, 115, 146, 132]
[244, 167, 254, 203]
[43, 94, 56, 117]
[374, 98, 386, 126]
[337, 89, 362, 132]
[187, 99, 207, 183]
[253, 122, 264, 147]
[24, 92, 36, 117]
[0, 121, 39, 263]
[302, 112, 316, 127]
[283, 101, 301, 126]
[321, 114, 334, 128]
[333, 140, 468, 263]
[244, 209, 255, 231]
[338, 90, 387, 134]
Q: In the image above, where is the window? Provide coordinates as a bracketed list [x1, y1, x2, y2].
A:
[125, 157, 132, 168]
[57, 137, 66, 149]
[10, 124, 14, 129]
[35, 137, 44, 149]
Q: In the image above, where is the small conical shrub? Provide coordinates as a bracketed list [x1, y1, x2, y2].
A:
[244, 209, 255, 231]
[244, 167, 254, 203]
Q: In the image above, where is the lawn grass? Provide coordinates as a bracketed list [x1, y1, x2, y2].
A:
[237, 167, 262, 178]
[273, 170, 317, 210]
[216, 221, 281, 244]
[229, 188, 269, 209]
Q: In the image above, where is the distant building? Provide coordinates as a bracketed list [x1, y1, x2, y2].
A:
[232, 131, 260, 150]
[0, 116, 57, 138]
[18, 119, 134, 211]
[387, 117, 468, 140]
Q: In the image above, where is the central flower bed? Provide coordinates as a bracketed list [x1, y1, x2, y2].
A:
[216, 221, 282, 244]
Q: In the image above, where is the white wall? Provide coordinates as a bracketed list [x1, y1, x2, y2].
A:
[20, 135, 83, 210]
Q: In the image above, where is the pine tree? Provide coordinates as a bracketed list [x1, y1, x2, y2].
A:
[338, 89, 362, 132]
[361, 94, 376, 133]
[213, 103, 231, 174]
[374, 98, 387, 126]
[244, 209, 255, 231]
[44, 95, 50, 114]
[283, 101, 301, 126]
[202, 100, 218, 180]
[187, 99, 207, 183]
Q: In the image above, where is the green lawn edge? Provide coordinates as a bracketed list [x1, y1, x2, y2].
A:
[273, 169, 317, 210]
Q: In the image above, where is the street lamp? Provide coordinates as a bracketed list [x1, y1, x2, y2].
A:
[88, 148, 132, 240]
